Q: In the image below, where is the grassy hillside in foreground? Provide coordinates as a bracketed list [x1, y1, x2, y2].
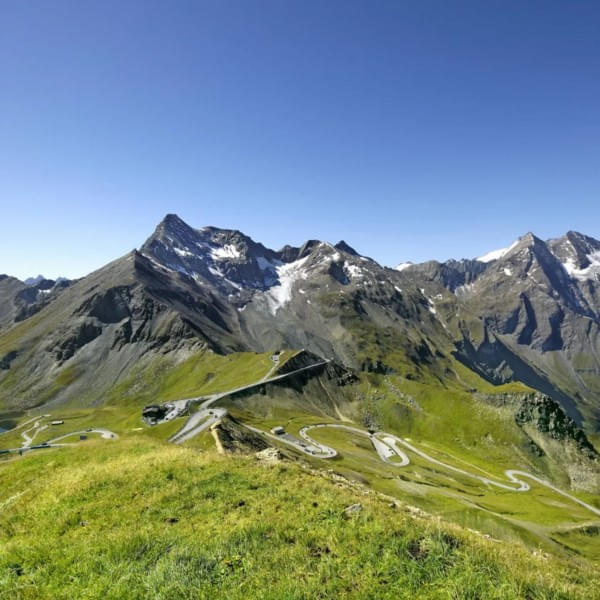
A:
[1, 437, 599, 600]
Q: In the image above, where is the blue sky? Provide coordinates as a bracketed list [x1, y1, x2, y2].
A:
[1, 1, 599, 279]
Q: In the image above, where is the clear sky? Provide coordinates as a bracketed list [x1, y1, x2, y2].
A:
[1, 1, 599, 279]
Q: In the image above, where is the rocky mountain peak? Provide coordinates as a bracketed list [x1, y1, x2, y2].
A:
[405, 258, 488, 293]
[154, 213, 197, 240]
[138, 215, 394, 322]
[335, 240, 359, 256]
[465, 231, 600, 287]
[296, 240, 323, 260]
[507, 232, 550, 262]
[24, 275, 46, 286]
[141, 215, 285, 294]
[520, 231, 539, 244]
[158, 212, 188, 227]
[564, 230, 599, 249]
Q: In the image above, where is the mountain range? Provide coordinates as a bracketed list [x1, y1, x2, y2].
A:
[1, 214, 599, 436]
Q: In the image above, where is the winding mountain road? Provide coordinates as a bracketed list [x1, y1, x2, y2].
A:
[170, 408, 227, 444]
[165, 359, 600, 518]
[46, 428, 118, 444]
[292, 423, 600, 517]
[169, 360, 330, 444]
[1, 424, 119, 457]
[21, 420, 50, 448]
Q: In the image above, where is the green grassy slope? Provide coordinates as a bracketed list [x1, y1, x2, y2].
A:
[2, 344, 597, 560]
[0, 349, 298, 451]
[198, 353, 599, 561]
[1, 436, 598, 600]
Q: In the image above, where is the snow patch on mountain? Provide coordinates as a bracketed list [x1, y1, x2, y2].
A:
[563, 251, 600, 281]
[171, 263, 195, 277]
[344, 262, 364, 279]
[455, 282, 474, 296]
[477, 240, 519, 263]
[421, 293, 448, 330]
[207, 266, 242, 290]
[211, 244, 241, 260]
[266, 256, 310, 314]
[173, 247, 195, 258]
[395, 262, 413, 271]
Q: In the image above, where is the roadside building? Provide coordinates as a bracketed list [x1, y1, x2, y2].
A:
[142, 405, 167, 422]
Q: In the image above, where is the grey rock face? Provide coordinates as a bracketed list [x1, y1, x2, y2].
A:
[0, 275, 72, 330]
[403, 258, 488, 292]
[514, 393, 596, 458]
[408, 231, 600, 430]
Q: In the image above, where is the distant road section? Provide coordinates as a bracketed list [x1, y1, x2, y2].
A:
[1, 418, 118, 458]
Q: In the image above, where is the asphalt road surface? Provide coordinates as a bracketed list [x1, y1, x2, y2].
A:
[169, 360, 330, 444]
[291, 423, 600, 518]
[1, 423, 119, 457]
